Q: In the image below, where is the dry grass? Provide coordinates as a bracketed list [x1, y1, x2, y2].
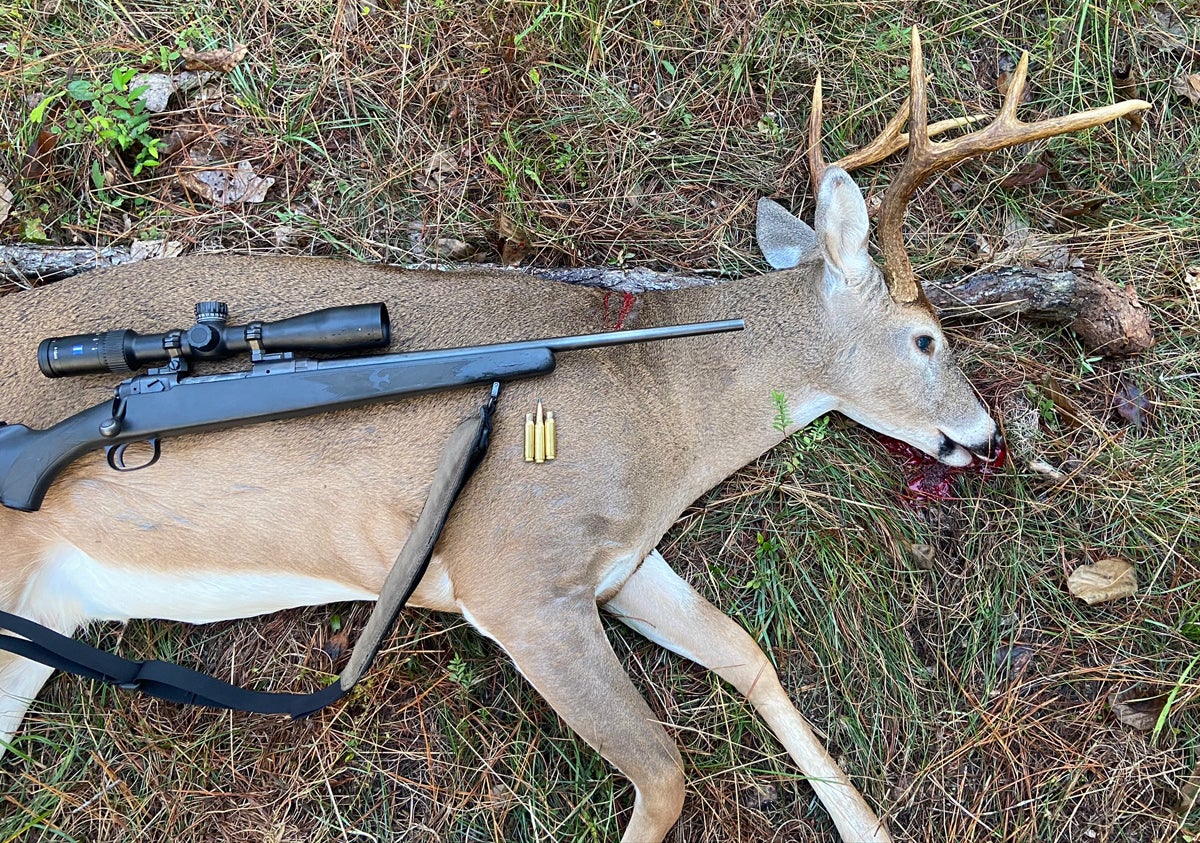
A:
[2, 1, 1199, 841]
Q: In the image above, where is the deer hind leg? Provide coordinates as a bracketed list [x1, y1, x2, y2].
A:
[459, 588, 685, 843]
[1, 585, 82, 757]
[604, 550, 893, 843]
[0, 651, 57, 757]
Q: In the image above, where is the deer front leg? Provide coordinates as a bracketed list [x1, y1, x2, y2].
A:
[604, 551, 893, 843]
[458, 587, 685, 843]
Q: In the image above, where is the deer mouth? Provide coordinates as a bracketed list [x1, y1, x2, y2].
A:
[937, 430, 1004, 466]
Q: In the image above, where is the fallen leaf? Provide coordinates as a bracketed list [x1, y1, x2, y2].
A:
[497, 212, 532, 266]
[501, 239, 531, 266]
[273, 224, 308, 248]
[1039, 374, 1089, 430]
[1114, 377, 1153, 432]
[181, 44, 248, 73]
[1108, 687, 1167, 732]
[994, 642, 1034, 679]
[21, 128, 58, 180]
[995, 218, 1073, 270]
[996, 54, 1031, 104]
[161, 128, 202, 159]
[1179, 761, 1200, 816]
[1058, 195, 1108, 220]
[1171, 73, 1200, 104]
[427, 237, 475, 260]
[0, 181, 12, 226]
[179, 159, 274, 206]
[1143, 5, 1193, 54]
[336, 0, 380, 37]
[741, 781, 778, 810]
[321, 631, 351, 663]
[1068, 557, 1138, 605]
[416, 150, 458, 191]
[129, 239, 184, 261]
[1111, 61, 1144, 130]
[1001, 159, 1050, 189]
[908, 543, 936, 570]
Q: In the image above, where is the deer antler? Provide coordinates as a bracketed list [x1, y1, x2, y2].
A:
[807, 75, 983, 192]
[809, 27, 1152, 305]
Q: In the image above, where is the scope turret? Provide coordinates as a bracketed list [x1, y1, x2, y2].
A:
[37, 302, 391, 378]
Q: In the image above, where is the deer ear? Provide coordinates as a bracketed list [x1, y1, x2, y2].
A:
[814, 167, 872, 286]
[756, 197, 816, 270]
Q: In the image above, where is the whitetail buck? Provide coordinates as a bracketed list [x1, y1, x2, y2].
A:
[0, 30, 1145, 843]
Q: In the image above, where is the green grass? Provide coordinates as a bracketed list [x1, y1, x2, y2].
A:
[3, 0, 1199, 841]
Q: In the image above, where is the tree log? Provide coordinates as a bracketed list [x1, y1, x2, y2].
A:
[531, 265, 1153, 356]
[0, 244, 139, 286]
[0, 245, 1151, 355]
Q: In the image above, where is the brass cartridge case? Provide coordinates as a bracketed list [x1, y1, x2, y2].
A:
[534, 401, 546, 463]
[524, 413, 535, 462]
[545, 411, 556, 460]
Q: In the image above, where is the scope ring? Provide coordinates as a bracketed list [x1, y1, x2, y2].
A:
[106, 439, 162, 472]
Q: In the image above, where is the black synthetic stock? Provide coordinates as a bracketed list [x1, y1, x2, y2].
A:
[0, 347, 554, 511]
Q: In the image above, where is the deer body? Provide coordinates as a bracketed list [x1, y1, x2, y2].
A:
[0, 170, 992, 843]
[0, 170, 992, 842]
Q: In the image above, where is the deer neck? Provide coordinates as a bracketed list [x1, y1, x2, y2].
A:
[634, 267, 840, 505]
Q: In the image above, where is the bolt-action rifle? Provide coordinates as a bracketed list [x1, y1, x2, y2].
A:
[0, 301, 744, 512]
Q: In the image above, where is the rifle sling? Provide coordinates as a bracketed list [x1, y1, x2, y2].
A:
[0, 384, 499, 720]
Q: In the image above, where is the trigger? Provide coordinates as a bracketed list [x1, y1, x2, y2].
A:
[106, 439, 162, 472]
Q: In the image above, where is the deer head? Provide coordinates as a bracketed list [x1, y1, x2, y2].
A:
[758, 169, 999, 467]
[761, 26, 1146, 466]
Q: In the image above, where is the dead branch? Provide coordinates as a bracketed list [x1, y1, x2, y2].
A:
[0, 245, 1151, 355]
[528, 264, 1152, 355]
[0, 244, 139, 286]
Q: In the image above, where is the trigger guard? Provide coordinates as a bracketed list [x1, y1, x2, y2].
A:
[106, 439, 162, 472]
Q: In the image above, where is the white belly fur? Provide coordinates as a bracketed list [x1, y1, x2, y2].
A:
[24, 543, 377, 626]
[20, 543, 643, 631]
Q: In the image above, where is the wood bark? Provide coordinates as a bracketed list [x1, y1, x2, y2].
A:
[0, 244, 139, 286]
[0, 245, 1151, 355]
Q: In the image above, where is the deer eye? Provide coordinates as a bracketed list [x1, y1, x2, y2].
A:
[915, 334, 935, 354]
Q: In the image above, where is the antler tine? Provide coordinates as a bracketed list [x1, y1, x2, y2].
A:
[807, 73, 828, 197]
[875, 26, 1151, 305]
[876, 26, 931, 304]
[812, 65, 986, 197]
[834, 111, 986, 172]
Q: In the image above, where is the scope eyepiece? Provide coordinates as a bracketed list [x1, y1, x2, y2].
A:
[38, 302, 391, 378]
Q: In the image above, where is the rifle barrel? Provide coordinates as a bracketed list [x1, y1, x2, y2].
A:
[311, 319, 746, 371]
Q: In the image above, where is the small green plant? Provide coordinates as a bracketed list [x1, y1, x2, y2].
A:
[29, 67, 162, 180]
[794, 415, 830, 454]
[1181, 605, 1200, 643]
[772, 389, 831, 470]
[770, 389, 792, 432]
[141, 43, 183, 72]
[1026, 382, 1060, 430]
[747, 533, 782, 590]
[447, 652, 477, 690]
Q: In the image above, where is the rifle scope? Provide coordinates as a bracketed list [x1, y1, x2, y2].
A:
[37, 301, 391, 378]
